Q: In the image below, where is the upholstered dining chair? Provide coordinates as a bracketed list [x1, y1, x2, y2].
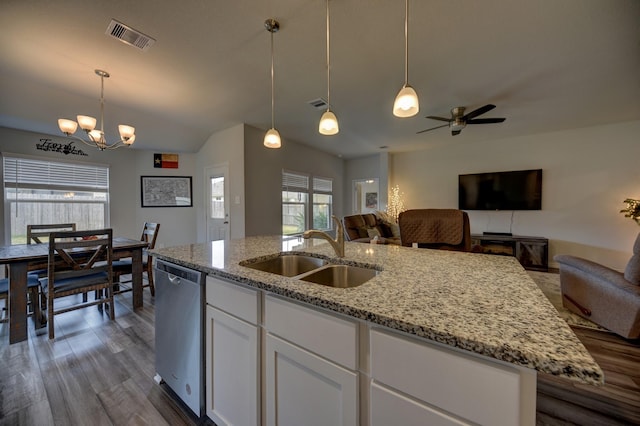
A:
[0, 274, 45, 328]
[554, 232, 640, 339]
[113, 222, 160, 296]
[39, 228, 114, 339]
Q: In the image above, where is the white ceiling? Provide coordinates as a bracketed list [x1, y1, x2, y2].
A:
[1, 0, 639, 158]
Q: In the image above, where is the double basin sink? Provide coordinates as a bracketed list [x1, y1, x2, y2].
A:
[240, 253, 379, 288]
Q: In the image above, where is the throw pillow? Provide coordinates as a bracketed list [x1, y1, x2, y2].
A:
[390, 223, 401, 238]
[367, 228, 381, 238]
[624, 253, 640, 285]
[356, 227, 369, 238]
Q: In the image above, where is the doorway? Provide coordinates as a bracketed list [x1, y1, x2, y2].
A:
[205, 164, 229, 242]
[353, 178, 379, 214]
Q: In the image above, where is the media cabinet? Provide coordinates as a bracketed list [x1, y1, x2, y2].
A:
[471, 234, 549, 272]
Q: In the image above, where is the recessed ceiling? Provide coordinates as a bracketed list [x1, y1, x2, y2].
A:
[1, 0, 639, 158]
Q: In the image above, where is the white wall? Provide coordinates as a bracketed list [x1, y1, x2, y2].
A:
[0, 127, 198, 248]
[195, 123, 246, 242]
[390, 120, 640, 270]
[244, 125, 345, 237]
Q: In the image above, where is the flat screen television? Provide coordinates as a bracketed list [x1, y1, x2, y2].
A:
[458, 169, 542, 211]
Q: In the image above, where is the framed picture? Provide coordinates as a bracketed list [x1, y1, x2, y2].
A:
[141, 176, 193, 207]
[365, 192, 378, 209]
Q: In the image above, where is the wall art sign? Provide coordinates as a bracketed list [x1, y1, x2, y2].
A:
[141, 175, 193, 207]
[154, 153, 179, 168]
[36, 138, 88, 156]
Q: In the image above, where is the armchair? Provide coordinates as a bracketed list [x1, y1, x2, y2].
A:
[554, 232, 640, 339]
[398, 209, 471, 252]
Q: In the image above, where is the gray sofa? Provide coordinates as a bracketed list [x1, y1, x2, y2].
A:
[554, 232, 640, 339]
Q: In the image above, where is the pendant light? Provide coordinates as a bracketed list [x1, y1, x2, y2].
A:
[393, 0, 419, 118]
[319, 0, 339, 135]
[264, 18, 281, 148]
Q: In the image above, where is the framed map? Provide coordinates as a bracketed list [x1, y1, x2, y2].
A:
[141, 176, 193, 207]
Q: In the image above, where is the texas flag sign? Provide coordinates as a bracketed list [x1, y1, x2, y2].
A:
[154, 153, 179, 168]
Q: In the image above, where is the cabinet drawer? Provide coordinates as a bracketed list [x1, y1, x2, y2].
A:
[370, 328, 527, 426]
[265, 295, 357, 370]
[206, 276, 259, 325]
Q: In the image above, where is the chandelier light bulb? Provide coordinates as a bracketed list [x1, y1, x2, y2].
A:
[58, 119, 78, 135]
[77, 115, 97, 131]
[263, 128, 281, 148]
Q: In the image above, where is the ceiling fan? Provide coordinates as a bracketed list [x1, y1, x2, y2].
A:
[417, 104, 506, 136]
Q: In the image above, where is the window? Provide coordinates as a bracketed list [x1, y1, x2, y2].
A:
[313, 177, 333, 230]
[3, 155, 110, 244]
[282, 171, 333, 236]
[282, 171, 309, 236]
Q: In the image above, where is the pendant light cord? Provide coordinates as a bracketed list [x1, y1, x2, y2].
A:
[326, 0, 331, 110]
[270, 28, 275, 128]
[404, 0, 409, 85]
[99, 73, 105, 134]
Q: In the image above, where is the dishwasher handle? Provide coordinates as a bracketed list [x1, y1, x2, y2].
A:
[167, 273, 181, 285]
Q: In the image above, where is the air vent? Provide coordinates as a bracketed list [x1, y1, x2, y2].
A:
[308, 98, 328, 109]
[106, 19, 156, 52]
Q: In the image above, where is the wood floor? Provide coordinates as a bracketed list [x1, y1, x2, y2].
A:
[1, 288, 639, 425]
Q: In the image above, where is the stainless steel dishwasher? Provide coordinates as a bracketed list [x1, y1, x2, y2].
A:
[154, 259, 205, 417]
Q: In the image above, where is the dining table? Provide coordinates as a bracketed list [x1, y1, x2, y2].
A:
[0, 237, 149, 344]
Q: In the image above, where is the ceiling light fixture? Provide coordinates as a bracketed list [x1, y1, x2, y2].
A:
[58, 69, 135, 150]
[393, 0, 419, 118]
[264, 18, 281, 149]
[319, 0, 339, 135]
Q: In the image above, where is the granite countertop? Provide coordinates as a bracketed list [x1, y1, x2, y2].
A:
[151, 235, 603, 385]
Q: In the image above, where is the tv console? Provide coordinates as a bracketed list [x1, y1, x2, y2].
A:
[483, 231, 513, 237]
[471, 234, 548, 272]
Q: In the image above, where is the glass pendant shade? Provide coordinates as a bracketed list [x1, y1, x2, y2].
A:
[77, 115, 97, 131]
[264, 128, 281, 148]
[393, 84, 419, 117]
[319, 110, 339, 135]
[123, 134, 136, 145]
[118, 124, 135, 140]
[88, 129, 102, 142]
[58, 119, 78, 135]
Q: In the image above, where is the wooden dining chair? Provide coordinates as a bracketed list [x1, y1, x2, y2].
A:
[27, 223, 77, 244]
[113, 222, 160, 296]
[39, 228, 115, 339]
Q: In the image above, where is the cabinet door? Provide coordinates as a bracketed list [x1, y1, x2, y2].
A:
[371, 382, 470, 426]
[265, 334, 357, 426]
[205, 305, 260, 426]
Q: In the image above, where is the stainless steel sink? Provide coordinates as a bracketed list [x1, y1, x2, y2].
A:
[241, 254, 328, 277]
[300, 264, 378, 288]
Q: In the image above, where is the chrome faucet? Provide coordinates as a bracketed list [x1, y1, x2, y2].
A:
[303, 215, 345, 257]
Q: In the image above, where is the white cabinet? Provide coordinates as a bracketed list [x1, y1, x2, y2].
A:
[266, 334, 358, 426]
[205, 276, 260, 426]
[370, 328, 536, 426]
[264, 295, 359, 426]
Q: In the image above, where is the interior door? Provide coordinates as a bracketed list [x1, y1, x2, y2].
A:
[205, 164, 229, 242]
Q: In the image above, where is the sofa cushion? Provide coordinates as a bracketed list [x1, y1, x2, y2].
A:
[362, 214, 377, 228]
[357, 227, 369, 238]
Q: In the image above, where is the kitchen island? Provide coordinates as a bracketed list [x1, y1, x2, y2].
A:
[152, 236, 603, 425]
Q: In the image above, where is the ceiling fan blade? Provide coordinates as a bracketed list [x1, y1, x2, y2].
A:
[463, 104, 496, 120]
[452, 130, 462, 136]
[425, 116, 452, 122]
[466, 118, 506, 124]
[416, 124, 449, 134]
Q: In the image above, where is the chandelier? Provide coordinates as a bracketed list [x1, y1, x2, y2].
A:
[58, 69, 136, 150]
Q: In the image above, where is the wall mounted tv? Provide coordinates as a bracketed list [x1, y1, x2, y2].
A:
[458, 169, 542, 211]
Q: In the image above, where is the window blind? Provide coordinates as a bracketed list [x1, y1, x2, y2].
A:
[3, 156, 109, 191]
[313, 177, 332, 194]
[282, 171, 309, 191]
